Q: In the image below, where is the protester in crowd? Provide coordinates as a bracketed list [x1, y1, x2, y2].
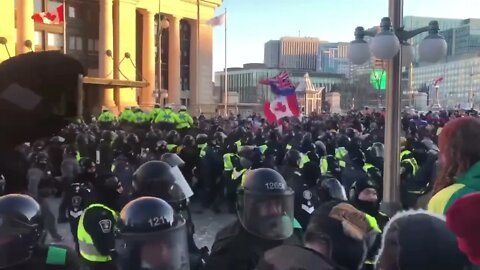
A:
[428, 117, 480, 215]
[446, 192, 480, 267]
[376, 209, 470, 270]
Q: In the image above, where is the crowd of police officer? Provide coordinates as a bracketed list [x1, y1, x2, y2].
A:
[0, 105, 445, 270]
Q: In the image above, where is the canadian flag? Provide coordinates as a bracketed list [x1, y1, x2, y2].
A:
[264, 95, 300, 124]
[206, 13, 226, 27]
[32, 4, 64, 24]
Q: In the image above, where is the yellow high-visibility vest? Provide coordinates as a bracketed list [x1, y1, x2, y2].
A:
[77, 204, 118, 262]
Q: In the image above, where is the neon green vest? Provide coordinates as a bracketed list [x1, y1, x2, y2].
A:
[176, 112, 192, 129]
[77, 204, 118, 262]
[223, 153, 235, 171]
[320, 157, 329, 174]
[363, 163, 375, 173]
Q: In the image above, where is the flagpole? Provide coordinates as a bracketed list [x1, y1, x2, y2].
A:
[196, 0, 200, 113]
[158, 0, 162, 105]
[223, 8, 228, 116]
[63, 0, 67, 54]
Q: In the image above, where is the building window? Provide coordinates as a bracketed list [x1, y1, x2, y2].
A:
[76, 37, 83, 50]
[47, 33, 63, 47]
[34, 0, 44, 12]
[87, 39, 99, 52]
[88, 39, 94, 51]
[48, 0, 62, 10]
[35, 31, 44, 47]
[68, 35, 83, 51]
[180, 20, 191, 91]
[68, 6, 76, 18]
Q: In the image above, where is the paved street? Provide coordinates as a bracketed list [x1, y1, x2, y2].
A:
[45, 198, 236, 249]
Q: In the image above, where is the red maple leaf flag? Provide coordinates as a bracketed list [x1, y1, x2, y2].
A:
[264, 95, 300, 124]
[31, 4, 64, 24]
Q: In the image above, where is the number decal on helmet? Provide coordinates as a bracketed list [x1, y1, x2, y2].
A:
[265, 182, 285, 190]
[148, 217, 164, 227]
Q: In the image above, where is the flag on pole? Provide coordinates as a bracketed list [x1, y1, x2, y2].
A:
[433, 76, 444, 86]
[207, 13, 226, 27]
[32, 4, 64, 24]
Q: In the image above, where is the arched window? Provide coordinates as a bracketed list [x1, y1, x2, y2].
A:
[180, 20, 191, 91]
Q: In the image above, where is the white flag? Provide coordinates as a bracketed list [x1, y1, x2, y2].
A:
[207, 13, 226, 27]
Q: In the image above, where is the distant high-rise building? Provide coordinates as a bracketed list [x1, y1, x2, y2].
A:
[263, 37, 320, 70]
[317, 42, 352, 77]
[264, 40, 280, 68]
[403, 16, 464, 47]
[440, 18, 480, 58]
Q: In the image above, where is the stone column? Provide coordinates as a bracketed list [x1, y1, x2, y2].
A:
[16, 0, 35, 54]
[189, 20, 198, 112]
[139, 10, 155, 109]
[0, 0, 15, 62]
[168, 16, 181, 105]
[116, 0, 139, 110]
[99, 0, 116, 109]
[196, 22, 214, 113]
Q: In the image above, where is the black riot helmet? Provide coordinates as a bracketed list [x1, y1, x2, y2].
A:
[368, 142, 384, 160]
[284, 149, 302, 168]
[79, 157, 96, 173]
[0, 194, 44, 269]
[34, 151, 49, 165]
[101, 130, 115, 142]
[155, 140, 168, 153]
[125, 133, 140, 146]
[166, 130, 181, 145]
[237, 168, 295, 240]
[315, 140, 327, 157]
[317, 178, 348, 204]
[182, 135, 195, 148]
[32, 140, 46, 152]
[348, 177, 379, 216]
[132, 161, 192, 211]
[238, 146, 262, 169]
[213, 131, 227, 145]
[195, 134, 208, 145]
[116, 197, 190, 270]
[336, 134, 351, 148]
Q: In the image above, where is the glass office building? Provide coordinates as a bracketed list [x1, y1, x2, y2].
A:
[412, 56, 480, 109]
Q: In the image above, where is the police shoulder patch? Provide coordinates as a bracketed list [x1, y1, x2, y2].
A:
[99, 219, 112, 233]
[303, 190, 313, 200]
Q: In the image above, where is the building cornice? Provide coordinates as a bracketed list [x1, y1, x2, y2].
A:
[118, 0, 140, 5]
[181, 0, 223, 8]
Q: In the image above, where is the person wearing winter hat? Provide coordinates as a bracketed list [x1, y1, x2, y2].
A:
[428, 117, 480, 215]
[446, 192, 480, 267]
[257, 201, 375, 270]
[376, 209, 470, 270]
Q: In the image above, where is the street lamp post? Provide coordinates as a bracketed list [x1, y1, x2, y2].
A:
[157, 0, 170, 105]
[347, 0, 447, 215]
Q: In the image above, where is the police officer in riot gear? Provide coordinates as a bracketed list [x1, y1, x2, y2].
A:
[204, 168, 302, 270]
[131, 159, 206, 270]
[0, 194, 80, 270]
[77, 174, 123, 270]
[65, 181, 93, 252]
[116, 197, 190, 270]
[282, 149, 320, 230]
[317, 177, 348, 204]
[77, 157, 96, 188]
